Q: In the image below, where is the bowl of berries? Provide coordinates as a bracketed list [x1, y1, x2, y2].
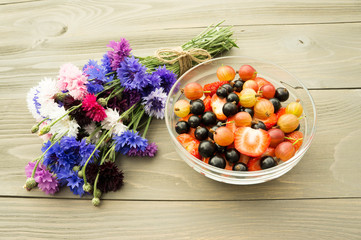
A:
[165, 56, 316, 185]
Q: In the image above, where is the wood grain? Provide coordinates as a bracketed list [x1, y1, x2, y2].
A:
[0, 1, 361, 91]
[0, 197, 360, 239]
[2, 90, 361, 200]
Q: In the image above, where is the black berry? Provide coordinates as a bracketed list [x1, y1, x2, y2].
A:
[225, 148, 240, 164]
[260, 156, 277, 169]
[175, 121, 190, 134]
[226, 92, 239, 104]
[215, 143, 227, 153]
[195, 127, 209, 141]
[190, 101, 205, 115]
[216, 87, 228, 98]
[269, 98, 281, 113]
[233, 162, 248, 171]
[188, 115, 201, 128]
[233, 80, 244, 92]
[202, 112, 217, 126]
[222, 102, 238, 117]
[198, 140, 216, 158]
[208, 154, 226, 169]
[222, 83, 233, 93]
[275, 87, 289, 102]
[252, 121, 267, 130]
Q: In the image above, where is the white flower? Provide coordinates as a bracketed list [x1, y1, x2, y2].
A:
[84, 123, 102, 144]
[101, 108, 127, 136]
[26, 86, 43, 121]
[36, 78, 63, 119]
[50, 115, 79, 137]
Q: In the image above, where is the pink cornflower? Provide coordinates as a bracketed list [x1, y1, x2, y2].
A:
[57, 63, 88, 100]
[82, 94, 107, 122]
[25, 162, 59, 195]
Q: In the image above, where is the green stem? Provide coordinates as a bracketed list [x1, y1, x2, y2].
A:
[87, 125, 103, 141]
[93, 144, 115, 198]
[142, 116, 152, 138]
[49, 104, 81, 128]
[82, 126, 115, 185]
[133, 109, 145, 130]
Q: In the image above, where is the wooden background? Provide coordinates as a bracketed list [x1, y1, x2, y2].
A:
[1, 0, 361, 239]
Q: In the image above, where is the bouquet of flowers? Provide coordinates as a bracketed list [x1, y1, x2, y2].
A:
[24, 23, 237, 206]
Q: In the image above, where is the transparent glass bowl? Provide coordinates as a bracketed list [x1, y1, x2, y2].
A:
[165, 56, 316, 185]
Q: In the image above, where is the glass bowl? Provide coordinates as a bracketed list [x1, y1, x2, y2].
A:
[165, 56, 316, 185]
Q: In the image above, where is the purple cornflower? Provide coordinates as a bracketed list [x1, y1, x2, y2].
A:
[116, 56, 151, 91]
[107, 38, 132, 71]
[126, 142, 158, 157]
[142, 88, 167, 119]
[113, 130, 148, 154]
[153, 66, 177, 94]
[25, 162, 59, 195]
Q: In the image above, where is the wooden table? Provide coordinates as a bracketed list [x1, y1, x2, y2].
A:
[1, 1, 361, 239]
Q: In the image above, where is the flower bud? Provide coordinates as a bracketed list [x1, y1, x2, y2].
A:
[97, 98, 107, 107]
[92, 197, 100, 206]
[77, 170, 83, 178]
[39, 125, 51, 135]
[55, 92, 67, 101]
[72, 166, 80, 172]
[94, 189, 102, 198]
[83, 183, 92, 192]
[31, 125, 39, 133]
[25, 177, 37, 191]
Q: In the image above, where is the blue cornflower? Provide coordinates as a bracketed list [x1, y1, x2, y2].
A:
[83, 59, 114, 94]
[142, 87, 167, 119]
[66, 172, 85, 196]
[141, 72, 161, 97]
[101, 54, 113, 74]
[42, 141, 61, 168]
[113, 130, 148, 154]
[116, 56, 151, 91]
[153, 66, 177, 94]
[78, 139, 98, 166]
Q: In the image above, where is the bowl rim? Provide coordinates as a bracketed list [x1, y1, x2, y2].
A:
[165, 55, 317, 177]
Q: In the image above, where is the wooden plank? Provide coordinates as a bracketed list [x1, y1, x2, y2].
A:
[1, 89, 361, 200]
[1, 22, 361, 91]
[0, 197, 360, 239]
[0, 0, 361, 90]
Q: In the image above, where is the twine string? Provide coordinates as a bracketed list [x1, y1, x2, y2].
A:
[155, 47, 211, 75]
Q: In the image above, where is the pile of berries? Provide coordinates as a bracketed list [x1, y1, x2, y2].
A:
[173, 64, 304, 171]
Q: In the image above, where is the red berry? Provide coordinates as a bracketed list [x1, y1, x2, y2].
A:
[268, 128, 285, 148]
[243, 80, 258, 92]
[217, 65, 236, 82]
[234, 127, 271, 157]
[238, 65, 257, 80]
[276, 107, 286, 119]
[247, 157, 262, 171]
[214, 126, 234, 146]
[183, 82, 203, 100]
[275, 141, 295, 161]
[226, 115, 237, 133]
[211, 94, 227, 120]
[260, 84, 276, 99]
[203, 81, 227, 97]
[176, 134, 201, 159]
[203, 95, 212, 112]
[254, 77, 271, 90]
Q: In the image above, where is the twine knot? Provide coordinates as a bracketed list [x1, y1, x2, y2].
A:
[155, 47, 211, 75]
